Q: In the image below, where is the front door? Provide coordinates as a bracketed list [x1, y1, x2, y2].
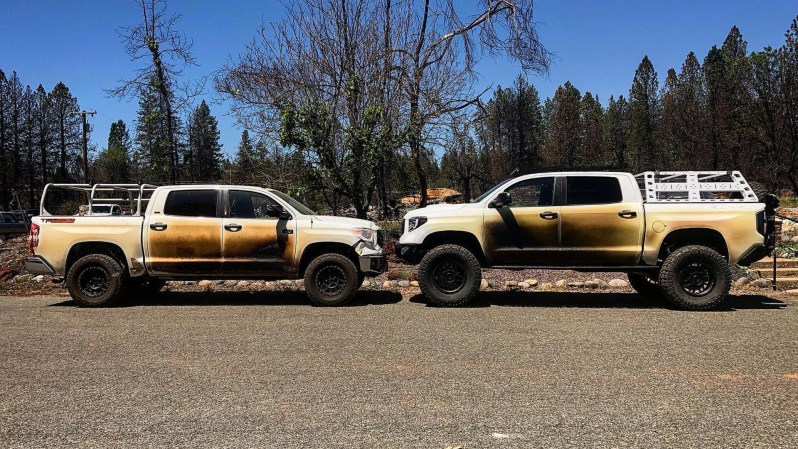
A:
[221, 189, 297, 276]
[559, 176, 643, 265]
[146, 189, 223, 276]
[483, 176, 561, 265]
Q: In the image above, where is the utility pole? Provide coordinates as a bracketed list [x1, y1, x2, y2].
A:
[71, 110, 96, 184]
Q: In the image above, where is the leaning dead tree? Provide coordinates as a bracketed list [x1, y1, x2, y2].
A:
[107, 0, 199, 184]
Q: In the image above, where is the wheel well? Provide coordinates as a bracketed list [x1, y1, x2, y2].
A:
[299, 242, 358, 276]
[66, 242, 129, 274]
[659, 228, 728, 261]
[421, 231, 486, 264]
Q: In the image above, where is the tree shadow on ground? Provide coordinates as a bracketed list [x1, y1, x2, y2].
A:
[49, 289, 403, 308]
[409, 291, 787, 311]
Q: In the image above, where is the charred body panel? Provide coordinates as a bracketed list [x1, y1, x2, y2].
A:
[221, 217, 297, 276]
[483, 205, 561, 265]
[147, 217, 223, 275]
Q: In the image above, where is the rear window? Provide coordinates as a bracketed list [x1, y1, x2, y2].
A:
[566, 177, 623, 205]
[164, 190, 218, 217]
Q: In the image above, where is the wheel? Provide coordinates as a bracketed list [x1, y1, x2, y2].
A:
[66, 254, 128, 307]
[628, 272, 661, 297]
[658, 245, 731, 310]
[418, 244, 482, 307]
[304, 253, 359, 306]
[129, 277, 167, 296]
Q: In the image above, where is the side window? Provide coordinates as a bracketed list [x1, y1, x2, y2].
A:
[505, 177, 554, 207]
[566, 177, 623, 205]
[164, 190, 219, 217]
[229, 190, 281, 219]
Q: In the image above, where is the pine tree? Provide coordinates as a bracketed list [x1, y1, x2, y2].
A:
[542, 81, 581, 167]
[95, 120, 131, 182]
[603, 95, 629, 168]
[235, 129, 255, 185]
[49, 82, 82, 182]
[628, 56, 660, 171]
[186, 100, 222, 182]
[33, 85, 52, 188]
[0, 70, 8, 208]
[579, 92, 605, 165]
[134, 79, 182, 183]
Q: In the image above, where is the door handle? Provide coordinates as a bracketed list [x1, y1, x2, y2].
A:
[224, 223, 243, 232]
[149, 222, 167, 231]
[618, 210, 638, 219]
[539, 211, 559, 220]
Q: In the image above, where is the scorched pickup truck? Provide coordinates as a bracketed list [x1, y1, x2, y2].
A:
[26, 183, 386, 307]
[398, 171, 778, 310]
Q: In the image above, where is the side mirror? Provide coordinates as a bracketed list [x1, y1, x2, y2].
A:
[489, 192, 512, 208]
[279, 208, 292, 220]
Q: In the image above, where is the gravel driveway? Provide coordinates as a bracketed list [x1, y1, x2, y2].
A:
[1, 292, 797, 448]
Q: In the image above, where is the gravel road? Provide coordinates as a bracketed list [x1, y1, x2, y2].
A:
[2, 291, 797, 448]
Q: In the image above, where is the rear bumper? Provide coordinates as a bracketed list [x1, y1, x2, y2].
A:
[25, 256, 56, 275]
[737, 244, 770, 267]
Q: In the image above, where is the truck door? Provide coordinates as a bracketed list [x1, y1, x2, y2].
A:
[483, 176, 561, 265]
[146, 189, 223, 276]
[559, 175, 643, 265]
[221, 189, 297, 276]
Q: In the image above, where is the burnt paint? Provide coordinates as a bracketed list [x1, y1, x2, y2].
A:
[558, 203, 642, 265]
[222, 218, 296, 275]
[148, 217, 223, 275]
[483, 206, 561, 265]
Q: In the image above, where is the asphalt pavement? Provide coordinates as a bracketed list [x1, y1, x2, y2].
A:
[1, 291, 797, 448]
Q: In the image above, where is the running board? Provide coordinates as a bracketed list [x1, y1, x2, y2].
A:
[490, 265, 659, 272]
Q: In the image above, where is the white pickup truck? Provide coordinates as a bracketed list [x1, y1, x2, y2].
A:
[26, 183, 386, 307]
[398, 171, 779, 310]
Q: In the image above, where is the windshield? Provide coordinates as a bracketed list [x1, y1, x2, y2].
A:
[270, 190, 317, 215]
[472, 178, 513, 203]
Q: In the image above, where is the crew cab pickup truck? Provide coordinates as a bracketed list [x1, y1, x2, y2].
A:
[398, 171, 778, 310]
[25, 183, 386, 307]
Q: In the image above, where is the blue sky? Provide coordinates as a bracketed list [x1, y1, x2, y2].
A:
[1, 0, 795, 158]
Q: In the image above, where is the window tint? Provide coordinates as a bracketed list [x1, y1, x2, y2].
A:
[164, 190, 218, 217]
[505, 177, 554, 207]
[566, 177, 623, 205]
[229, 190, 281, 219]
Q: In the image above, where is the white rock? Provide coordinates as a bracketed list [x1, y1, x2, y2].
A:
[237, 280, 250, 288]
[608, 279, 629, 288]
[555, 280, 567, 288]
[480, 279, 489, 289]
[410, 280, 419, 287]
[567, 281, 584, 288]
[397, 280, 410, 288]
[506, 280, 518, 288]
[584, 280, 599, 289]
[198, 280, 214, 286]
[540, 282, 553, 290]
[750, 279, 771, 288]
[382, 280, 394, 289]
[734, 277, 750, 286]
[33, 275, 45, 282]
[594, 279, 610, 289]
[184, 280, 198, 285]
[223, 280, 239, 287]
[524, 279, 538, 287]
[518, 281, 530, 289]
[362, 279, 371, 288]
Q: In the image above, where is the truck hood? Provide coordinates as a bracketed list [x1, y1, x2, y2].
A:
[404, 203, 469, 219]
[311, 215, 378, 230]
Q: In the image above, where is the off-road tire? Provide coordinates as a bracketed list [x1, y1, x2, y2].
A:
[659, 245, 731, 310]
[628, 272, 661, 297]
[418, 244, 482, 307]
[748, 181, 769, 202]
[66, 254, 128, 307]
[304, 253, 359, 306]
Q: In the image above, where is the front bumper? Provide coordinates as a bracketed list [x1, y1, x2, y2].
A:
[25, 256, 56, 275]
[358, 254, 387, 276]
[395, 243, 423, 265]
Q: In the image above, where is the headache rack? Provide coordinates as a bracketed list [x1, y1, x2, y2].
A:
[635, 171, 758, 203]
[39, 183, 159, 216]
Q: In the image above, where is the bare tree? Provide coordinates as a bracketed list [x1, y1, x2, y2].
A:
[107, 0, 199, 184]
[399, 0, 551, 206]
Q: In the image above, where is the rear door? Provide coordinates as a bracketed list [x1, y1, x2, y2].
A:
[221, 189, 297, 276]
[146, 189, 223, 276]
[559, 176, 643, 265]
[483, 176, 561, 265]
